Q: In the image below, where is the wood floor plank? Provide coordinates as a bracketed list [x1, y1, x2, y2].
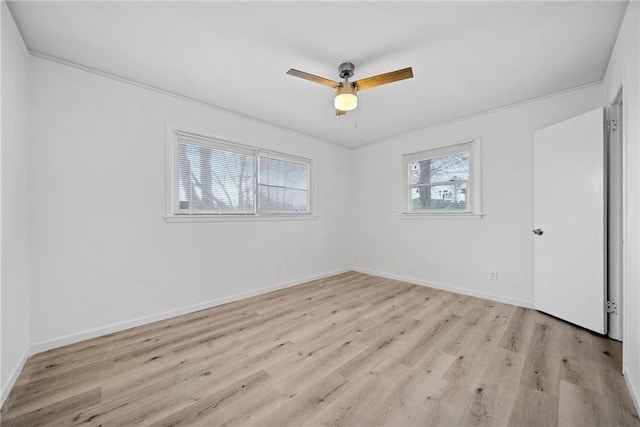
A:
[67, 341, 293, 426]
[1, 387, 102, 427]
[508, 384, 559, 426]
[146, 370, 272, 427]
[519, 321, 562, 396]
[1, 272, 638, 426]
[259, 372, 352, 427]
[457, 347, 525, 426]
[344, 349, 458, 427]
[304, 361, 409, 427]
[499, 306, 537, 354]
[398, 313, 461, 368]
[558, 380, 605, 427]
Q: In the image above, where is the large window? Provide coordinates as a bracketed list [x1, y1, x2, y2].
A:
[169, 131, 311, 217]
[401, 140, 482, 216]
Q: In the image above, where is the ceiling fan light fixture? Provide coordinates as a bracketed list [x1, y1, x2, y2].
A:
[287, 63, 413, 114]
[334, 83, 358, 111]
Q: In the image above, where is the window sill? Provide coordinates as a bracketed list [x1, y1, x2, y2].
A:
[165, 214, 318, 223]
[399, 212, 485, 220]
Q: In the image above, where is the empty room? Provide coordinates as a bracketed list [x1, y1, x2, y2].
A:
[1, 0, 639, 425]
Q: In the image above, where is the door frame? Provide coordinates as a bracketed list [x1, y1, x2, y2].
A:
[607, 87, 625, 342]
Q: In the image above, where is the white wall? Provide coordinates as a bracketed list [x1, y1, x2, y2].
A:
[27, 57, 351, 347]
[350, 84, 603, 307]
[603, 0, 640, 412]
[0, 2, 30, 402]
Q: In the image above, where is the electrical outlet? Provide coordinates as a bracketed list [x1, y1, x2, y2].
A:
[276, 264, 283, 273]
[488, 269, 498, 281]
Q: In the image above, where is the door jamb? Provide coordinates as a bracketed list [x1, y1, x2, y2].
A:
[606, 87, 624, 342]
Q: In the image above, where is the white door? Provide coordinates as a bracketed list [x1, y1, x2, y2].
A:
[534, 107, 606, 334]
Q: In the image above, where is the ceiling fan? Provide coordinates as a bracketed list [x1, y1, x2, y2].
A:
[286, 62, 414, 116]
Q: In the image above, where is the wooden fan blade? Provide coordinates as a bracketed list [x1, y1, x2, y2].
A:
[354, 67, 414, 91]
[286, 69, 339, 88]
[336, 109, 347, 116]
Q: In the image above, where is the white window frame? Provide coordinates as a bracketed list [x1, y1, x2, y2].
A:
[400, 138, 483, 219]
[165, 125, 315, 222]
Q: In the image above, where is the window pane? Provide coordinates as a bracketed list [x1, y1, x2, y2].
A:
[258, 185, 308, 212]
[411, 183, 467, 211]
[258, 156, 309, 213]
[259, 157, 308, 190]
[178, 143, 255, 213]
[409, 152, 469, 185]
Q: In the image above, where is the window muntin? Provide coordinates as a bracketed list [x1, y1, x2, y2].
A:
[402, 140, 481, 215]
[172, 131, 311, 216]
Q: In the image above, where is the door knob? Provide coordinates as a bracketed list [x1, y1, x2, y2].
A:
[533, 228, 543, 235]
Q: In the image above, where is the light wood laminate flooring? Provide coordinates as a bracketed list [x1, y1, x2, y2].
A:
[1, 272, 638, 426]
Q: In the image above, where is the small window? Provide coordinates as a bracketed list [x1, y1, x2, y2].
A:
[170, 130, 311, 217]
[401, 140, 482, 215]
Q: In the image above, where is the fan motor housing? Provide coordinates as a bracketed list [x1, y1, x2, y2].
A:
[339, 62, 355, 79]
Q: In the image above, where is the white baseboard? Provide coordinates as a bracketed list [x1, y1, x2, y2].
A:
[351, 267, 534, 309]
[29, 268, 350, 355]
[1, 345, 31, 408]
[624, 365, 640, 416]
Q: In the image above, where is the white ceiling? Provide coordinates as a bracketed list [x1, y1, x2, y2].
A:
[8, 1, 627, 148]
